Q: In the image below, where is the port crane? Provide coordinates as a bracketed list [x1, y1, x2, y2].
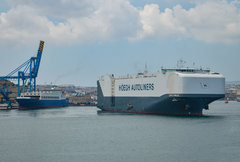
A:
[0, 41, 44, 98]
[0, 85, 11, 108]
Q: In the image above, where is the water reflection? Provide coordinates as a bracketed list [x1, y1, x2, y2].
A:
[0, 102, 239, 120]
[24, 108, 67, 118]
[97, 110, 136, 116]
[97, 109, 225, 118]
[0, 107, 99, 118]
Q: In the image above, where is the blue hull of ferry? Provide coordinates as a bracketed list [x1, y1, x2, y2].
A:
[16, 98, 68, 110]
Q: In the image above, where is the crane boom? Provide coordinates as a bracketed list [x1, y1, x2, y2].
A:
[0, 41, 45, 96]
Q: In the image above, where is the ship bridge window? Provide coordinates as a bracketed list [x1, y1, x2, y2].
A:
[176, 69, 194, 72]
[41, 96, 59, 99]
[161, 68, 210, 73]
[29, 96, 40, 99]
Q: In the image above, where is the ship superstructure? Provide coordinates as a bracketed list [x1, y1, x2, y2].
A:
[97, 68, 225, 116]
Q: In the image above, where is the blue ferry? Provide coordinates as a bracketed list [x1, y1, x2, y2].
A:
[16, 89, 68, 109]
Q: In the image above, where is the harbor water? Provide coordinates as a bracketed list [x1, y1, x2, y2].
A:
[0, 101, 240, 162]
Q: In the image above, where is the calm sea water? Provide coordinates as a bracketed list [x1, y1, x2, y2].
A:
[0, 101, 240, 162]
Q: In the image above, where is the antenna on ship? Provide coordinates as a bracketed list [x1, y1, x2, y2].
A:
[144, 63, 148, 74]
[177, 59, 186, 68]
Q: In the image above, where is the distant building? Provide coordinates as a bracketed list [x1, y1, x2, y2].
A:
[225, 88, 237, 100]
[237, 88, 240, 101]
[68, 95, 93, 104]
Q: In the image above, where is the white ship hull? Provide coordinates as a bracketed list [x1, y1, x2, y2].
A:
[97, 69, 225, 116]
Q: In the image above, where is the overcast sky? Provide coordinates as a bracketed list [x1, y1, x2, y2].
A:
[0, 0, 240, 86]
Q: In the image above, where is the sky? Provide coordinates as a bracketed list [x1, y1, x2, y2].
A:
[0, 0, 239, 86]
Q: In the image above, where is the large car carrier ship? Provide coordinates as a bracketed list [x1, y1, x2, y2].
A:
[97, 67, 225, 116]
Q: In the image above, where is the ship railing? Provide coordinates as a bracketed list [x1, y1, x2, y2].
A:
[21, 91, 41, 97]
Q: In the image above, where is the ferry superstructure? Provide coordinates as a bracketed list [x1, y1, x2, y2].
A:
[16, 89, 68, 109]
[97, 68, 225, 116]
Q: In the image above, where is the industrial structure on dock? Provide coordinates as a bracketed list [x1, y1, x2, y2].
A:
[0, 41, 44, 108]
